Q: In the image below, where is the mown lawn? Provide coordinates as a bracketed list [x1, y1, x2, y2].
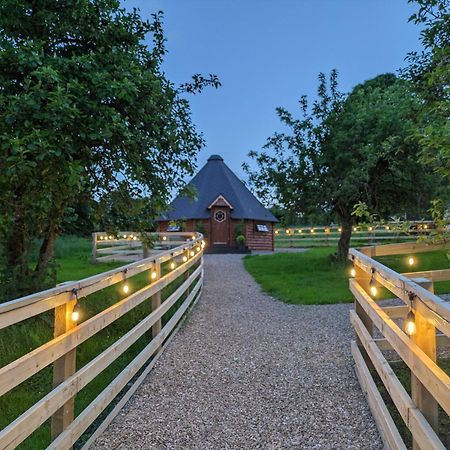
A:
[244, 247, 450, 305]
[0, 235, 195, 449]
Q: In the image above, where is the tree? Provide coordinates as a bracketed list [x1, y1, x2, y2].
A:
[404, 0, 450, 179]
[0, 1, 219, 298]
[244, 72, 436, 260]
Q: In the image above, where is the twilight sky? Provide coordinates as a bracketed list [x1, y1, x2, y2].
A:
[122, 0, 423, 179]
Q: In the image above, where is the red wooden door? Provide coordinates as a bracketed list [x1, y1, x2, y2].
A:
[211, 207, 230, 245]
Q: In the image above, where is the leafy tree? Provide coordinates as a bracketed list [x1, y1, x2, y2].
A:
[244, 72, 436, 260]
[404, 0, 450, 179]
[0, 1, 219, 298]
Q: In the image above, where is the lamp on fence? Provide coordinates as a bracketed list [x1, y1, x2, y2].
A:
[369, 269, 378, 296]
[122, 268, 130, 294]
[183, 255, 188, 263]
[170, 260, 176, 270]
[407, 256, 415, 267]
[190, 250, 195, 257]
[405, 292, 417, 336]
[71, 289, 82, 322]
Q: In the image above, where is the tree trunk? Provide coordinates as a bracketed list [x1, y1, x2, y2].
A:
[337, 217, 353, 262]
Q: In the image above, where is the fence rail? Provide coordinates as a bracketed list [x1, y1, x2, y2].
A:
[275, 221, 433, 248]
[349, 241, 450, 450]
[91, 231, 199, 263]
[0, 232, 205, 449]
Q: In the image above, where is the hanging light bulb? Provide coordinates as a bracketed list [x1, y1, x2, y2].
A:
[405, 310, 416, 336]
[196, 246, 201, 253]
[201, 240, 205, 248]
[310, 228, 314, 233]
[162, 236, 167, 241]
[286, 229, 290, 234]
[353, 227, 357, 232]
[275, 230, 279, 234]
[350, 267, 356, 278]
[123, 234, 127, 239]
[368, 226, 373, 232]
[338, 227, 342, 232]
[71, 302, 81, 322]
[408, 256, 415, 267]
[190, 250, 195, 257]
[369, 278, 378, 297]
[151, 270, 157, 280]
[183, 255, 188, 262]
[123, 283, 130, 294]
[298, 229, 302, 234]
[170, 261, 176, 270]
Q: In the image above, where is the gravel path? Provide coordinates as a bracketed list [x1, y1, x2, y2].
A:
[93, 254, 382, 449]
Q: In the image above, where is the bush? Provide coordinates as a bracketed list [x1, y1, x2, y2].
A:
[236, 234, 246, 246]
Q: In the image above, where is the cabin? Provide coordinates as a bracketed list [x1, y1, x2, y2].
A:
[156, 154, 278, 251]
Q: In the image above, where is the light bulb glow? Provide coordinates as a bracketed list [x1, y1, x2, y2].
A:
[109, 235, 113, 240]
[123, 234, 127, 238]
[298, 229, 302, 233]
[385, 226, 389, 230]
[71, 303, 81, 322]
[196, 246, 201, 253]
[151, 271, 157, 280]
[353, 227, 357, 232]
[133, 236, 137, 240]
[310, 229, 314, 233]
[338, 228, 342, 232]
[275, 230, 279, 234]
[190, 250, 195, 257]
[170, 261, 176, 270]
[370, 285, 378, 297]
[162, 236, 167, 241]
[123, 283, 129, 294]
[405, 311, 416, 336]
[350, 267, 356, 277]
[368, 227, 373, 231]
[408, 257, 415, 267]
[286, 229, 290, 234]
[183, 256, 188, 262]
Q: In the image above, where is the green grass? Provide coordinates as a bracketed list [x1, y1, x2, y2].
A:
[0, 235, 196, 449]
[244, 247, 450, 305]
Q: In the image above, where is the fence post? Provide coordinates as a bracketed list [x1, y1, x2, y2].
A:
[91, 232, 97, 264]
[151, 259, 162, 344]
[411, 277, 438, 450]
[51, 300, 77, 443]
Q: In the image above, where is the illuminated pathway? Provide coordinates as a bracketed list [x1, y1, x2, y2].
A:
[93, 254, 382, 449]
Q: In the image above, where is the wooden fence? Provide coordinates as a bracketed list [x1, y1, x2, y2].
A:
[349, 241, 450, 450]
[91, 231, 199, 263]
[0, 232, 205, 449]
[275, 222, 432, 248]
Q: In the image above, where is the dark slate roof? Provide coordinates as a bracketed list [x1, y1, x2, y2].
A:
[157, 155, 278, 222]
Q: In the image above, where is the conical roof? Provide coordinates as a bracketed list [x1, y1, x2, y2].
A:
[158, 155, 278, 222]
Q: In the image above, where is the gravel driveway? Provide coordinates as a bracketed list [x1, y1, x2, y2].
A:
[93, 254, 382, 450]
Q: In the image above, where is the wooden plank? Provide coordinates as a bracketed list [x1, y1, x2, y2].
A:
[351, 341, 407, 450]
[350, 279, 450, 416]
[91, 233, 97, 264]
[382, 305, 409, 319]
[411, 279, 438, 450]
[48, 280, 202, 450]
[0, 237, 203, 328]
[0, 259, 202, 397]
[375, 334, 450, 351]
[0, 275, 202, 450]
[402, 269, 450, 283]
[357, 242, 448, 257]
[151, 261, 162, 346]
[51, 301, 77, 442]
[349, 249, 450, 337]
[351, 315, 445, 450]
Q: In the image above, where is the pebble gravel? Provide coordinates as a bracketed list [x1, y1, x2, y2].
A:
[92, 254, 382, 450]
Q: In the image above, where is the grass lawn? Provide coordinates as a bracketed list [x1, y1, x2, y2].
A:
[244, 247, 450, 305]
[0, 235, 195, 449]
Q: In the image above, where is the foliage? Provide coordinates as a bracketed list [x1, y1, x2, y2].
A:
[244, 72, 436, 261]
[236, 234, 246, 246]
[233, 219, 245, 239]
[0, 1, 219, 298]
[404, 0, 450, 179]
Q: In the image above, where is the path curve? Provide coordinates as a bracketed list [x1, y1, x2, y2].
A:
[93, 254, 382, 449]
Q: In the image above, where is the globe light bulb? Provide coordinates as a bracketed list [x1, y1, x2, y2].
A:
[370, 285, 378, 297]
[151, 270, 157, 280]
[183, 256, 188, 262]
[170, 261, 176, 270]
[71, 303, 81, 322]
[405, 311, 416, 336]
[123, 283, 129, 294]
[350, 267, 356, 278]
[190, 250, 195, 257]
[408, 257, 415, 267]
[162, 236, 167, 241]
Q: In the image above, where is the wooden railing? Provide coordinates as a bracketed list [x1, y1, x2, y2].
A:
[275, 221, 432, 248]
[91, 231, 199, 263]
[349, 241, 450, 450]
[0, 232, 205, 449]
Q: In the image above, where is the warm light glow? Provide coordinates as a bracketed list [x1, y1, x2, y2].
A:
[196, 246, 201, 252]
[183, 256, 188, 262]
[192, 235, 196, 240]
[100, 236, 104, 240]
[350, 267, 356, 278]
[275, 230, 279, 234]
[109, 235, 113, 240]
[424, 224, 428, 229]
[190, 250, 195, 257]
[201, 241, 205, 248]
[151, 271, 157, 280]
[162, 236, 167, 241]
[129, 234, 134, 239]
[310, 228, 314, 233]
[123, 234, 127, 239]
[286, 229, 290, 234]
[338, 227, 342, 232]
[133, 236, 137, 241]
[370, 285, 378, 297]
[368, 227, 373, 232]
[405, 311, 416, 336]
[298, 229, 302, 234]
[385, 226, 389, 230]
[123, 283, 130, 294]
[71, 303, 81, 322]
[170, 261, 176, 270]
[353, 227, 357, 232]
[408, 257, 415, 267]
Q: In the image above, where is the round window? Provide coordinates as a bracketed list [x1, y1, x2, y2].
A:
[214, 210, 226, 222]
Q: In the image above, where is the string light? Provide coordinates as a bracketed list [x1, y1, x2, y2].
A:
[408, 256, 415, 267]
[133, 236, 137, 241]
[170, 261, 176, 270]
[123, 234, 127, 238]
[350, 256, 356, 277]
[151, 270, 157, 280]
[368, 226, 373, 232]
[201, 240, 205, 248]
[99, 236, 104, 240]
[196, 246, 201, 253]
[190, 250, 195, 257]
[275, 230, 279, 234]
[71, 302, 81, 322]
[338, 227, 342, 232]
[122, 269, 130, 294]
[424, 224, 428, 230]
[369, 269, 377, 296]
[183, 255, 188, 262]
[286, 229, 290, 234]
[385, 226, 389, 230]
[310, 228, 315, 233]
[162, 236, 167, 241]
[109, 235, 113, 240]
[298, 229, 302, 234]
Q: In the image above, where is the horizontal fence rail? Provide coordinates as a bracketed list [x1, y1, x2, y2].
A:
[91, 231, 199, 263]
[275, 221, 433, 248]
[0, 232, 205, 449]
[349, 241, 450, 450]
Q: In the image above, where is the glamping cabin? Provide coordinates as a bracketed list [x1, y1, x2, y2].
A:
[156, 155, 278, 251]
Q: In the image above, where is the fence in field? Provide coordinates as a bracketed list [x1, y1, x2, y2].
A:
[91, 231, 199, 263]
[349, 241, 450, 450]
[275, 221, 433, 248]
[0, 232, 205, 449]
